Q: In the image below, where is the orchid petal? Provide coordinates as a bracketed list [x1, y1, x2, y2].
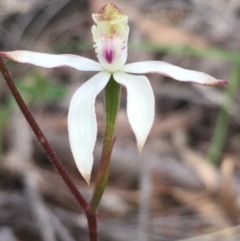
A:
[122, 61, 227, 86]
[0, 51, 102, 71]
[68, 71, 111, 184]
[113, 72, 154, 152]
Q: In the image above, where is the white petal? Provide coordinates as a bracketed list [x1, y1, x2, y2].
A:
[122, 61, 227, 86]
[113, 72, 154, 152]
[0, 51, 102, 71]
[68, 71, 111, 184]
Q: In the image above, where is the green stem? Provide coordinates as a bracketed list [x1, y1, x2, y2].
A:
[90, 76, 121, 213]
[207, 65, 240, 164]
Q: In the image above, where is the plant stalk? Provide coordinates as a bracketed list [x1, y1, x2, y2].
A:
[90, 76, 120, 213]
[0, 57, 98, 241]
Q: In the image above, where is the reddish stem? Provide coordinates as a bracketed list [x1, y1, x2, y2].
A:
[86, 211, 98, 240]
[0, 57, 98, 241]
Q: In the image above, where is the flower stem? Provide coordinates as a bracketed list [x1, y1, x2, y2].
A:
[90, 76, 121, 213]
[0, 57, 99, 241]
[86, 211, 98, 241]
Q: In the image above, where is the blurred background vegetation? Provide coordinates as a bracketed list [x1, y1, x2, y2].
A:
[1, 0, 240, 240]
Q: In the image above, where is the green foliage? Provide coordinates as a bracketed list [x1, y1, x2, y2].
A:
[0, 72, 66, 154]
[17, 72, 66, 105]
[207, 65, 240, 164]
[130, 43, 240, 64]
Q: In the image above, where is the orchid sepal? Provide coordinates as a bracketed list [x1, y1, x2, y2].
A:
[68, 71, 111, 184]
[0, 51, 102, 71]
[121, 61, 227, 86]
[113, 72, 155, 152]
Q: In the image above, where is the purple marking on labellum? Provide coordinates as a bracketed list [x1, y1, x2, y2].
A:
[105, 49, 113, 63]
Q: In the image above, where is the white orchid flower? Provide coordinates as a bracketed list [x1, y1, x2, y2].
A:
[0, 3, 226, 183]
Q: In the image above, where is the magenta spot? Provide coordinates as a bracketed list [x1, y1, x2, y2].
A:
[105, 49, 113, 64]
